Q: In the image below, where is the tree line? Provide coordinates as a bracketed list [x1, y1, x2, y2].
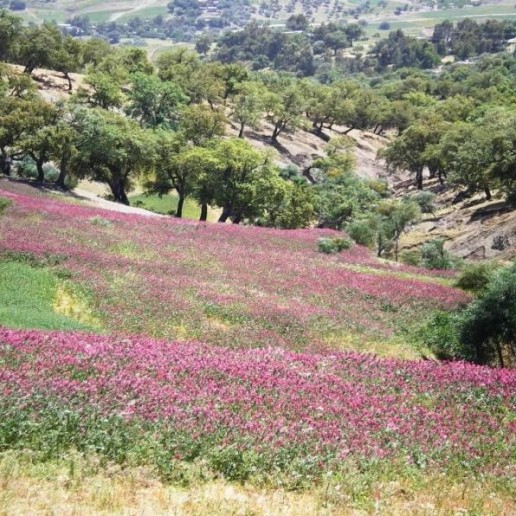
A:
[1, 9, 516, 233]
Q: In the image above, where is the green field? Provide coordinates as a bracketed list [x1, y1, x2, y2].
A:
[0, 260, 93, 331]
[129, 193, 220, 221]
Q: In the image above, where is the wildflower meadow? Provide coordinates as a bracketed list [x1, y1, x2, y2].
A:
[0, 183, 514, 511]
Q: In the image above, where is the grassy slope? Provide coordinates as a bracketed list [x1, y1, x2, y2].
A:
[0, 261, 91, 331]
[129, 192, 220, 222]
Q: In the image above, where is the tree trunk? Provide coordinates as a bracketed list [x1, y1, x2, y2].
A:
[36, 157, 45, 182]
[238, 122, 245, 138]
[64, 72, 73, 91]
[232, 212, 242, 224]
[0, 149, 11, 176]
[271, 124, 280, 142]
[56, 163, 68, 189]
[344, 126, 354, 135]
[176, 193, 185, 218]
[218, 206, 231, 223]
[495, 341, 505, 368]
[108, 176, 130, 205]
[416, 168, 424, 190]
[199, 203, 208, 222]
[484, 185, 492, 201]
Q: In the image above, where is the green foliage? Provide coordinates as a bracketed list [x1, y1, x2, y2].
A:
[432, 19, 516, 58]
[420, 239, 457, 270]
[347, 217, 378, 248]
[179, 104, 226, 145]
[15, 157, 59, 182]
[408, 191, 436, 215]
[373, 30, 440, 71]
[400, 249, 422, 266]
[126, 72, 187, 128]
[460, 263, 516, 367]
[77, 71, 125, 110]
[71, 107, 155, 204]
[89, 216, 112, 228]
[261, 182, 315, 229]
[0, 195, 11, 215]
[417, 263, 516, 366]
[0, 261, 89, 331]
[454, 262, 500, 294]
[230, 81, 265, 137]
[416, 311, 470, 361]
[347, 200, 421, 260]
[317, 236, 353, 254]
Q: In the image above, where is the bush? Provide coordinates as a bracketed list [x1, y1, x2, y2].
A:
[460, 263, 516, 367]
[416, 311, 471, 361]
[400, 249, 421, 266]
[417, 263, 516, 366]
[0, 196, 12, 216]
[347, 219, 376, 247]
[90, 216, 112, 228]
[317, 236, 353, 254]
[454, 262, 500, 294]
[408, 191, 436, 215]
[420, 239, 458, 270]
[15, 157, 67, 184]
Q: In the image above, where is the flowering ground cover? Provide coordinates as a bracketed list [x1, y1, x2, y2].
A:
[0, 182, 514, 510]
[0, 183, 470, 355]
[0, 328, 514, 488]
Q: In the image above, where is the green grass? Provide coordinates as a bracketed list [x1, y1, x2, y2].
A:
[117, 6, 168, 23]
[129, 193, 219, 222]
[0, 261, 91, 331]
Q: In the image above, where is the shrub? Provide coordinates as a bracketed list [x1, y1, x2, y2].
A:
[420, 239, 458, 270]
[408, 191, 436, 214]
[460, 263, 516, 367]
[400, 249, 421, 266]
[416, 311, 471, 361]
[417, 263, 516, 366]
[454, 262, 499, 294]
[14, 157, 72, 185]
[347, 219, 376, 247]
[317, 236, 353, 254]
[0, 250, 67, 267]
[90, 216, 112, 228]
[0, 196, 12, 216]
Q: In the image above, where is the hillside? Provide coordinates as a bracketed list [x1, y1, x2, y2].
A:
[398, 178, 516, 261]
[22, 65, 516, 261]
[0, 180, 515, 513]
[0, 179, 468, 355]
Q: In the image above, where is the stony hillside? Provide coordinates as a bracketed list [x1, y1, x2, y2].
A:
[397, 178, 516, 262]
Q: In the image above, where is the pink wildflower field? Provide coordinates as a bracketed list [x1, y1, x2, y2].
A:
[1, 328, 515, 480]
[0, 184, 469, 351]
[0, 182, 514, 490]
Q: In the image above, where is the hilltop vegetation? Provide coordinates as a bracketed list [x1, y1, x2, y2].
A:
[1, 7, 516, 267]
